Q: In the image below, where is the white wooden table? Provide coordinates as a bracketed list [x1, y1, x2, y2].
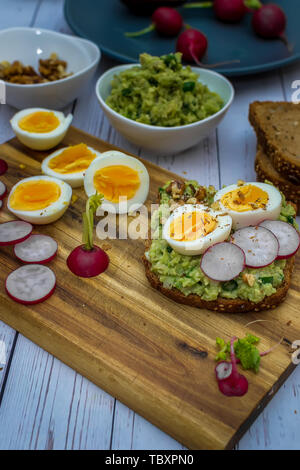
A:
[0, 0, 299, 450]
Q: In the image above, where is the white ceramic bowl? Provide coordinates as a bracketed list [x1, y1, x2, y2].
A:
[96, 64, 234, 154]
[0, 27, 101, 109]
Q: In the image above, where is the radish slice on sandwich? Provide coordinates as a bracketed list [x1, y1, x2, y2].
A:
[14, 234, 58, 264]
[0, 181, 7, 200]
[259, 220, 300, 260]
[201, 242, 245, 281]
[0, 221, 33, 246]
[6, 264, 56, 305]
[231, 226, 279, 268]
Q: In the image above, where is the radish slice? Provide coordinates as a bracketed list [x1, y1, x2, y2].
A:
[14, 234, 58, 264]
[6, 264, 56, 305]
[215, 361, 232, 380]
[201, 242, 245, 281]
[0, 181, 6, 200]
[259, 220, 300, 259]
[0, 221, 33, 246]
[231, 226, 279, 268]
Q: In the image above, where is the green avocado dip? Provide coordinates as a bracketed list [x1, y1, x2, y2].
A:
[145, 180, 297, 304]
[106, 53, 224, 127]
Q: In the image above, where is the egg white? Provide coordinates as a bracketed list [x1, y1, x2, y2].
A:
[8, 175, 72, 225]
[84, 151, 150, 214]
[41, 146, 102, 188]
[214, 182, 282, 229]
[163, 204, 233, 256]
[10, 108, 73, 151]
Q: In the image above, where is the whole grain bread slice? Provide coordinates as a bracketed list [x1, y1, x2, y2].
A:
[255, 146, 300, 208]
[249, 101, 300, 180]
[143, 253, 295, 314]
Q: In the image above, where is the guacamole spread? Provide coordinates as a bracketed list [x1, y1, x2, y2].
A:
[145, 181, 297, 304]
[106, 53, 224, 127]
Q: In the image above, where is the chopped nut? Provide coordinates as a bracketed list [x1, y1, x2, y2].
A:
[242, 273, 256, 287]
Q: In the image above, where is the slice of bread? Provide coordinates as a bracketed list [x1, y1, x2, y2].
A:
[255, 146, 300, 209]
[143, 252, 295, 314]
[249, 101, 300, 180]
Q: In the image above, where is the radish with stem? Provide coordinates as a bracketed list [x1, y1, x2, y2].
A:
[125, 7, 183, 37]
[67, 193, 110, 278]
[215, 336, 248, 397]
[176, 28, 240, 67]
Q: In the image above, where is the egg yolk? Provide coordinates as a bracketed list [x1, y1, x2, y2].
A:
[170, 211, 217, 242]
[221, 185, 269, 212]
[9, 180, 61, 211]
[18, 111, 60, 134]
[93, 165, 140, 203]
[48, 144, 97, 174]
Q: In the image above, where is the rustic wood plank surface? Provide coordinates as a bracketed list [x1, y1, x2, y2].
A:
[0, 0, 299, 450]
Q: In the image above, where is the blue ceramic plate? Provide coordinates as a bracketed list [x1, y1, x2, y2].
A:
[64, 0, 300, 76]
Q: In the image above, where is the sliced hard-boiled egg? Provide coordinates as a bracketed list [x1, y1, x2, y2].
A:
[214, 182, 282, 229]
[84, 151, 150, 214]
[41, 143, 102, 188]
[10, 108, 73, 151]
[162, 204, 233, 256]
[8, 175, 72, 225]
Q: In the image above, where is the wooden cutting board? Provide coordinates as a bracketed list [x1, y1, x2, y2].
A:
[0, 126, 299, 450]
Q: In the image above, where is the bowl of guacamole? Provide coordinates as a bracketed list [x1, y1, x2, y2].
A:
[96, 53, 234, 153]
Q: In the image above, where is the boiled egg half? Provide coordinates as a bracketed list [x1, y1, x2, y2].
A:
[214, 182, 282, 229]
[84, 151, 150, 214]
[163, 204, 233, 256]
[10, 108, 73, 151]
[8, 175, 72, 225]
[41, 143, 102, 188]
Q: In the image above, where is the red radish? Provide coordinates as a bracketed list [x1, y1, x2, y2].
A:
[0, 181, 7, 200]
[215, 337, 248, 397]
[0, 159, 8, 176]
[252, 3, 286, 39]
[125, 7, 183, 37]
[5, 264, 56, 305]
[231, 226, 279, 268]
[0, 220, 33, 246]
[176, 28, 240, 67]
[214, 0, 247, 23]
[201, 242, 245, 281]
[259, 220, 300, 260]
[14, 234, 58, 264]
[67, 193, 110, 278]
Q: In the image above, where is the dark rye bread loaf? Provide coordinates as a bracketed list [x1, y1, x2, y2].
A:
[255, 146, 300, 211]
[249, 101, 300, 180]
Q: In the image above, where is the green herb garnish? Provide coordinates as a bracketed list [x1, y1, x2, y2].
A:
[215, 334, 261, 373]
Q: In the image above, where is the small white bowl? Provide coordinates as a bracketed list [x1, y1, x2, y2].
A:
[0, 27, 101, 109]
[96, 64, 234, 154]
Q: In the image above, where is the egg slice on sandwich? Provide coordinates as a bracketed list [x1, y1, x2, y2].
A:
[163, 204, 232, 256]
[214, 182, 282, 229]
[42, 143, 102, 188]
[8, 176, 72, 225]
[84, 151, 150, 214]
[10, 108, 73, 151]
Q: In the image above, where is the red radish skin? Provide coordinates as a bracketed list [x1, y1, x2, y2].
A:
[0, 159, 8, 176]
[252, 3, 286, 39]
[5, 264, 56, 305]
[152, 7, 183, 36]
[126, 7, 183, 37]
[0, 220, 33, 247]
[67, 245, 109, 278]
[0, 181, 7, 200]
[14, 234, 58, 265]
[176, 28, 240, 67]
[214, 0, 247, 23]
[216, 337, 248, 397]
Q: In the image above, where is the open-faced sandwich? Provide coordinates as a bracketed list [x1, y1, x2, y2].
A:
[143, 179, 299, 313]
